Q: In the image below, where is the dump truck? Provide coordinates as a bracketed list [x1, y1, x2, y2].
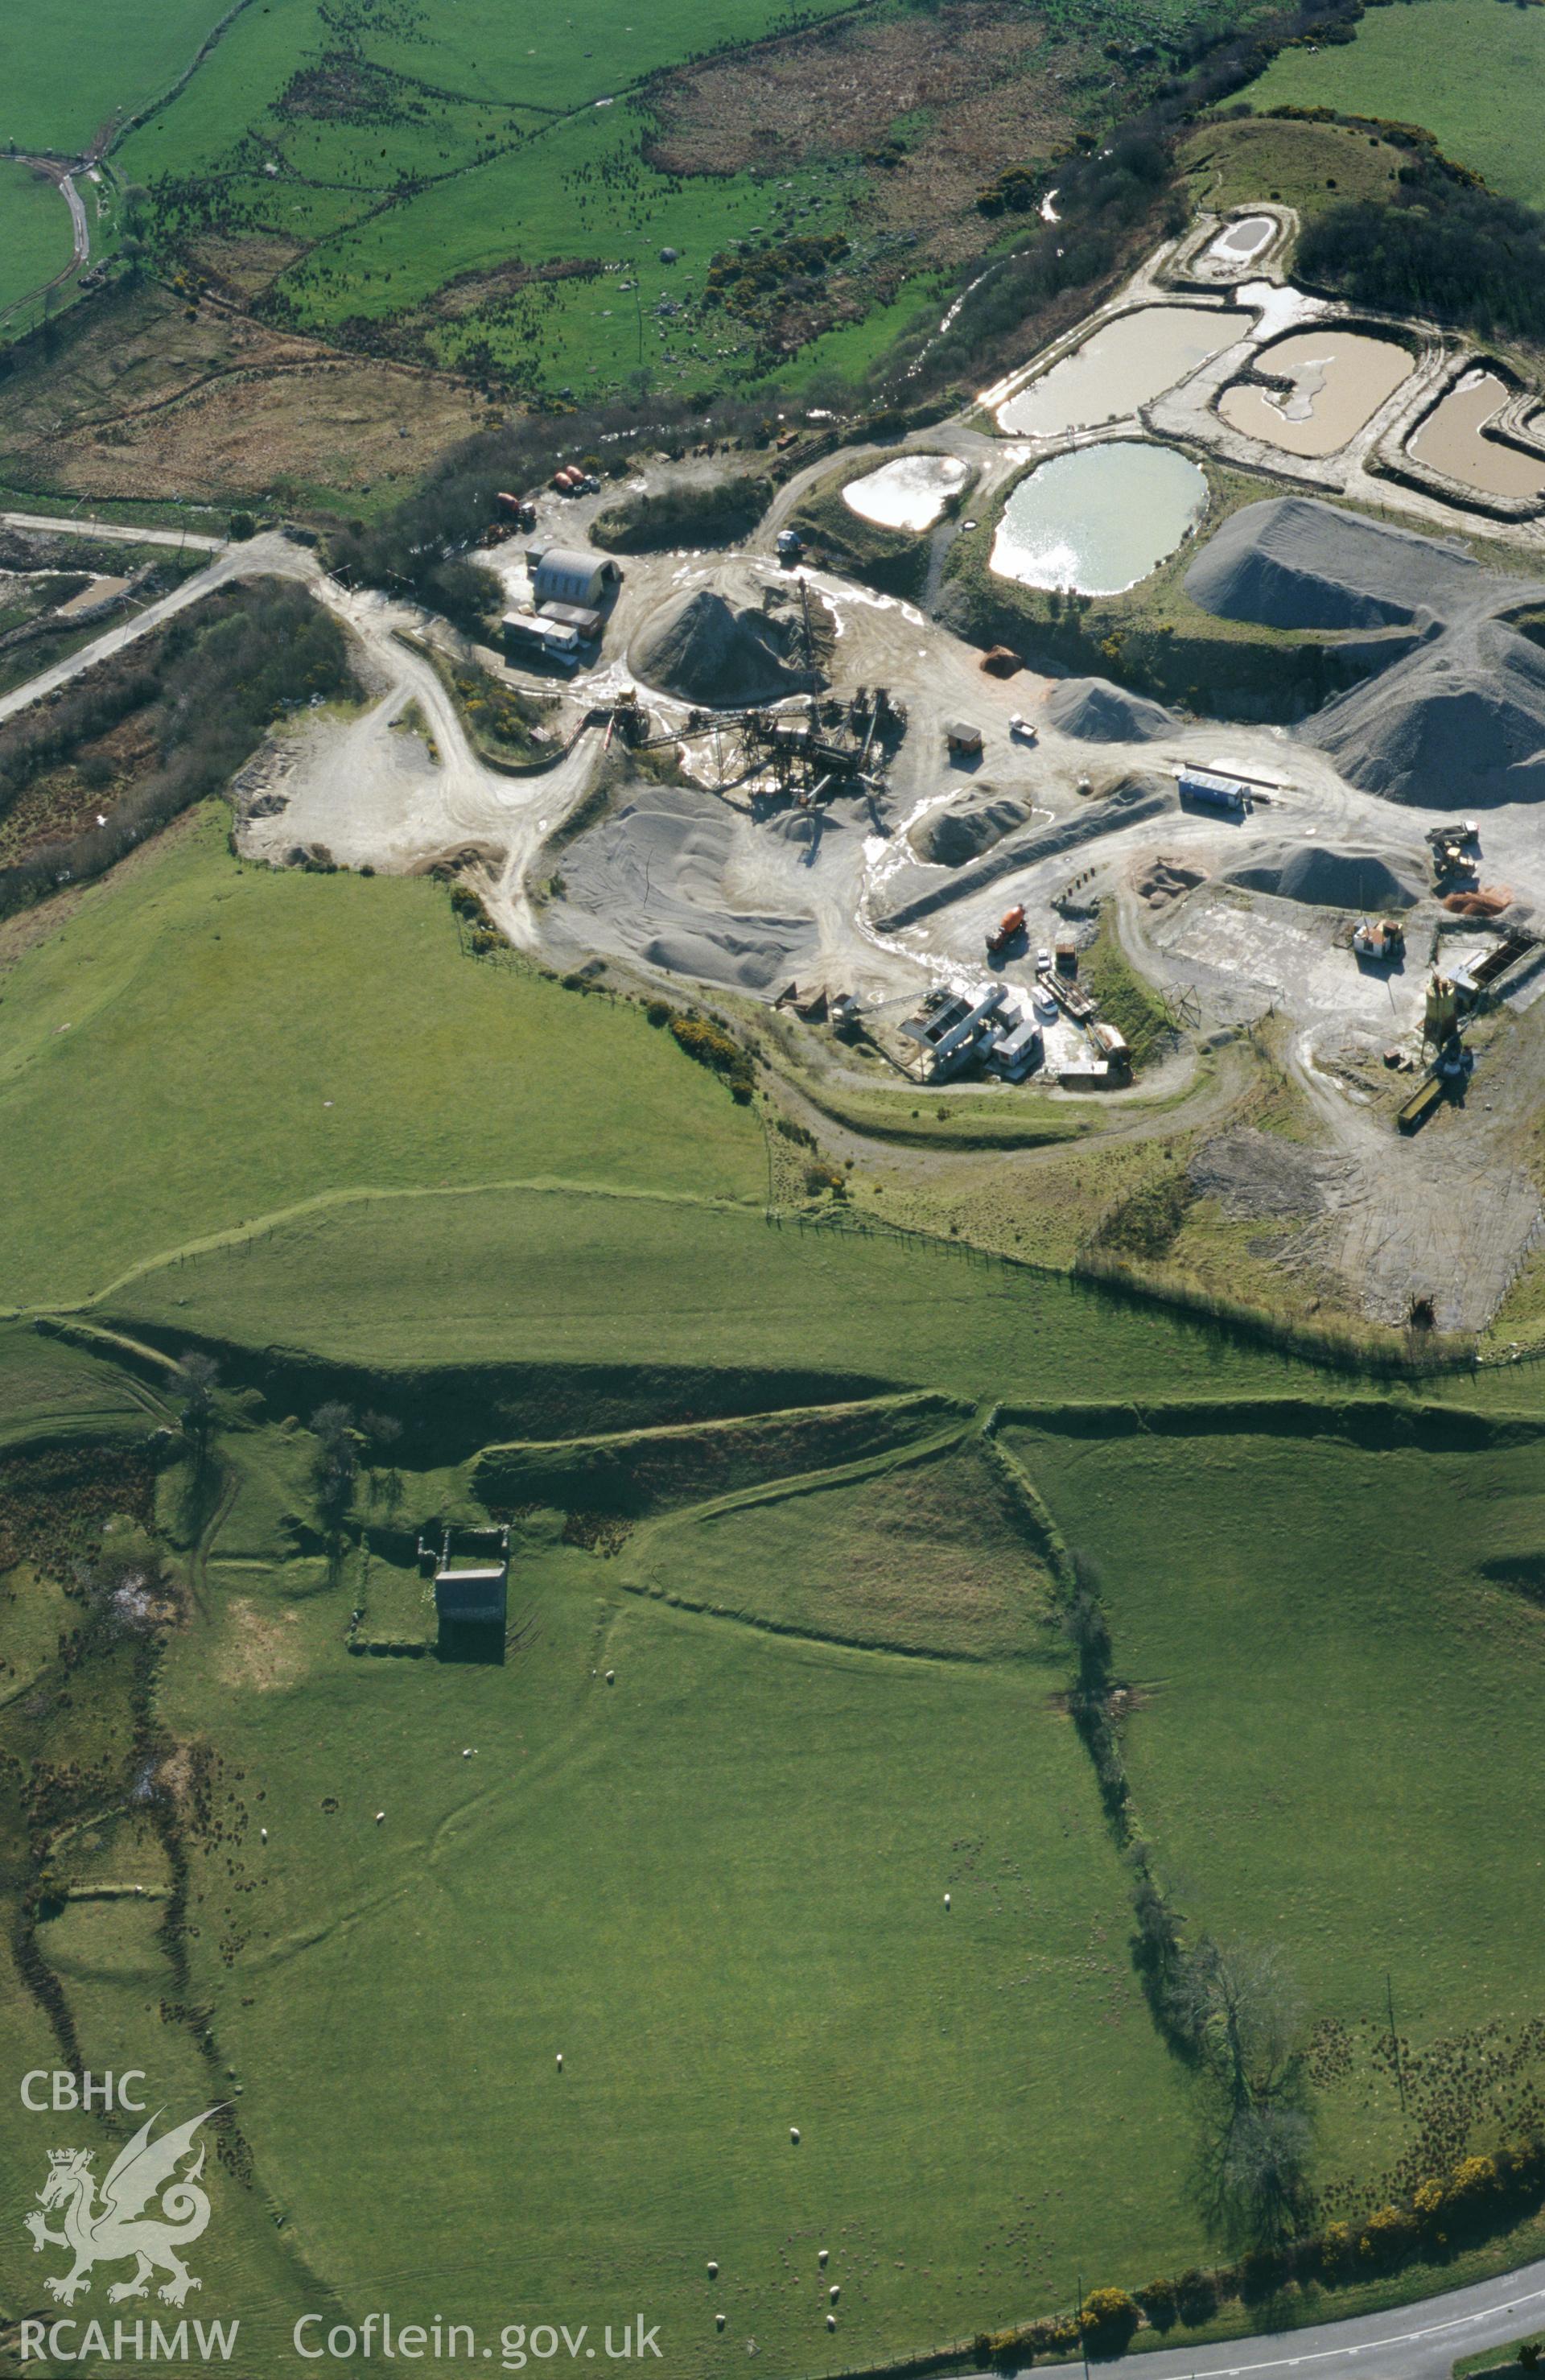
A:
[986, 903, 1026, 956]
[1427, 819, 1480, 881]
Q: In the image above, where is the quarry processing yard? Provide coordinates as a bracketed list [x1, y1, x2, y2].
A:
[31, 206, 1545, 1336]
[216, 486, 1545, 1334]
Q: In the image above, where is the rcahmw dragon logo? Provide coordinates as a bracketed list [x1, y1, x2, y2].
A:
[24, 2106, 222, 2307]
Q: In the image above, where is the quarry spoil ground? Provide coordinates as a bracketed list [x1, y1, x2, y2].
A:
[3, 443, 1539, 1336]
[19, 232, 1545, 1338]
[216, 454, 1545, 1335]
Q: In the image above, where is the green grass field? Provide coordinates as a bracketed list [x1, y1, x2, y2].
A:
[109, 0, 870, 395]
[1245, 0, 1545, 210]
[618, 1427, 1055, 1658]
[0, 160, 76, 318]
[0, 808, 764, 1310]
[1178, 113, 1407, 221]
[1006, 1409, 1545, 2200]
[2, 0, 232, 155]
[91, 1182, 1332, 1405]
[135, 1437, 1204, 2378]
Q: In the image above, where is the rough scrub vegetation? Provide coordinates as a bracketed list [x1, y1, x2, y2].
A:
[0, 582, 356, 918]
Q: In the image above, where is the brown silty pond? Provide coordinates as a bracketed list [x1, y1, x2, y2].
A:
[1407, 370, 1545, 499]
[995, 305, 1245, 436]
[1219, 329, 1413, 458]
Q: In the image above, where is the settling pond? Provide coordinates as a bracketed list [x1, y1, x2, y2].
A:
[995, 304, 1244, 437]
[1407, 369, 1545, 500]
[1219, 329, 1412, 458]
[843, 452, 969, 532]
[990, 441, 1209, 596]
[1206, 214, 1275, 265]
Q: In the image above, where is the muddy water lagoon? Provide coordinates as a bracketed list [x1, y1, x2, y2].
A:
[1219, 328, 1413, 457]
[990, 441, 1208, 595]
[995, 304, 1245, 436]
[843, 453, 970, 532]
[1206, 214, 1275, 265]
[1408, 370, 1545, 499]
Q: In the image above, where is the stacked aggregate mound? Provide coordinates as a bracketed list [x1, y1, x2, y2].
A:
[554, 787, 819, 994]
[1308, 619, 1545, 806]
[628, 587, 823, 707]
[878, 775, 1172, 932]
[1444, 885, 1513, 915]
[908, 790, 1032, 867]
[1045, 676, 1176, 743]
[1184, 495, 1485, 631]
[1230, 844, 1421, 910]
[1135, 855, 1206, 908]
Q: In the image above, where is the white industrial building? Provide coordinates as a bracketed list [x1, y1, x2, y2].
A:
[529, 546, 622, 613]
[899, 984, 1007, 1080]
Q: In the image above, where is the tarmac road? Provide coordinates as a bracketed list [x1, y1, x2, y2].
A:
[0, 509, 226, 551]
[981, 2257, 1545, 2380]
[57, 171, 88, 270]
[0, 531, 313, 728]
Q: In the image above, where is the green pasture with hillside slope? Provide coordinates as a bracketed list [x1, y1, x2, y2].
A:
[1244, 0, 1545, 212]
[8, 604, 1545, 2365]
[0, 163, 76, 317]
[0, 808, 763, 1310]
[1007, 1408, 1545, 2207]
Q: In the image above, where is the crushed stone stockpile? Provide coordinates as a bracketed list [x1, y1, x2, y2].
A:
[1230, 843, 1422, 910]
[878, 776, 1172, 931]
[553, 786, 819, 994]
[1184, 495, 1494, 631]
[1044, 676, 1176, 743]
[628, 586, 824, 707]
[1308, 618, 1545, 806]
[908, 790, 1032, 867]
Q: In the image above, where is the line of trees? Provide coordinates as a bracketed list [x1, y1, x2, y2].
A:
[1060, 1549, 1312, 2249]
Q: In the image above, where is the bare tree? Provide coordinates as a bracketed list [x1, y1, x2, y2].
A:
[311, 1400, 361, 1522]
[1179, 1939, 1313, 2249]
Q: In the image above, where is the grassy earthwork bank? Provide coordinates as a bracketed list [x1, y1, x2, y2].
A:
[786, 456, 945, 602]
[1242, 0, 1545, 212]
[1176, 111, 1409, 222]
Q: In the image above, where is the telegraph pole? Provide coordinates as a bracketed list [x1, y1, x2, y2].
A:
[1386, 1970, 1407, 2112]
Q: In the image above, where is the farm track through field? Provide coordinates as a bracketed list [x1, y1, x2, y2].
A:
[0, 156, 90, 325]
[2, 1174, 764, 1326]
